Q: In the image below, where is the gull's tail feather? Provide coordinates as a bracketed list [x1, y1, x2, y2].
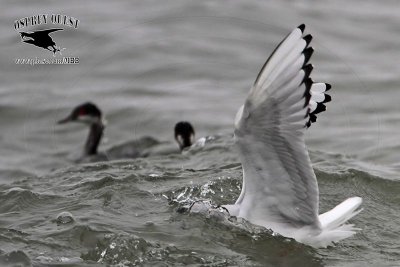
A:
[319, 197, 363, 230]
[314, 197, 363, 247]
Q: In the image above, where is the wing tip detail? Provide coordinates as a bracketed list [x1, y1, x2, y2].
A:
[298, 24, 306, 33]
[303, 34, 313, 46]
[325, 83, 332, 91]
[303, 47, 314, 65]
[323, 94, 332, 103]
[296, 27, 332, 129]
[249, 24, 333, 129]
[302, 64, 314, 84]
[303, 78, 313, 108]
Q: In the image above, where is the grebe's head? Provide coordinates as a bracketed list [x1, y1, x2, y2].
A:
[174, 121, 195, 150]
[58, 102, 102, 125]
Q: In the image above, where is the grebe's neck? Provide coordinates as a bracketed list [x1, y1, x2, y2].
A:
[84, 121, 104, 155]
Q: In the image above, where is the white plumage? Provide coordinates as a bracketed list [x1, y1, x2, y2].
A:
[223, 24, 362, 248]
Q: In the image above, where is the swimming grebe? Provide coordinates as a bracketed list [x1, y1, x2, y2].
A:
[221, 24, 362, 247]
[174, 121, 195, 150]
[58, 102, 104, 156]
[58, 103, 196, 159]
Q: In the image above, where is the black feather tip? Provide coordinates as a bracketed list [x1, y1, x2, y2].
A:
[303, 78, 313, 107]
[303, 47, 314, 65]
[313, 103, 326, 114]
[302, 64, 314, 83]
[323, 94, 332, 103]
[325, 83, 332, 91]
[298, 24, 306, 33]
[303, 34, 313, 46]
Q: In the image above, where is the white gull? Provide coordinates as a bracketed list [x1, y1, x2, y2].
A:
[222, 24, 362, 248]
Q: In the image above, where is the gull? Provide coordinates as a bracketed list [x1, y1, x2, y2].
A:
[222, 24, 362, 248]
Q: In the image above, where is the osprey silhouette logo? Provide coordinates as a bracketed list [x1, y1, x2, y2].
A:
[14, 14, 79, 58]
[19, 28, 63, 55]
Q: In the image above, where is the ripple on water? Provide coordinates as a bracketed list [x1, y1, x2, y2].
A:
[0, 187, 60, 213]
[81, 232, 240, 266]
[0, 249, 31, 267]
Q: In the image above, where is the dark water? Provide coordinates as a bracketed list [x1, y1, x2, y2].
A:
[1, 0, 400, 266]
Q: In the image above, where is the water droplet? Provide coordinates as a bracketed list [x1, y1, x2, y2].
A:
[55, 211, 75, 225]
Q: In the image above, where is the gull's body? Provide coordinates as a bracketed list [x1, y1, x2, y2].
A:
[223, 25, 362, 248]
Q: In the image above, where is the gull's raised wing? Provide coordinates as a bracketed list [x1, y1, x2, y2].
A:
[233, 25, 331, 233]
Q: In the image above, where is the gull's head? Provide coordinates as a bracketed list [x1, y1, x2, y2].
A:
[174, 121, 195, 150]
[57, 102, 103, 125]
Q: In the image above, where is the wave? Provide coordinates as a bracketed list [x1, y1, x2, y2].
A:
[0, 187, 60, 213]
[0, 249, 31, 267]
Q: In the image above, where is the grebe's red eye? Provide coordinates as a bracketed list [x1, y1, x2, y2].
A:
[79, 108, 86, 116]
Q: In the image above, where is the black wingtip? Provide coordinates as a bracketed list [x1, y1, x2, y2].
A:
[304, 77, 313, 91]
[325, 83, 332, 91]
[310, 113, 317, 123]
[303, 34, 313, 46]
[306, 113, 317, 128]
[298, 24, 306, 33]
[323, 94, 332, 103]
[302, 64, 314, 83]
[303, 78, 313, 107]
[303, 47, 314, 64]
[313, 103, 326, 114]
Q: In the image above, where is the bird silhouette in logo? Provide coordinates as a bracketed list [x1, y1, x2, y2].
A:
[19, 28, 63, 54]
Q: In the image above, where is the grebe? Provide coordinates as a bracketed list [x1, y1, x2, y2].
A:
[58, 103, 196, 159]
[58, 102, 104, 157]
[174, 121, 195, 150]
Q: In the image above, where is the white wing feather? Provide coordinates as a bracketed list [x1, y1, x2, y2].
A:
[224, 25, 362, 247]
[233, 25, 319, 232]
